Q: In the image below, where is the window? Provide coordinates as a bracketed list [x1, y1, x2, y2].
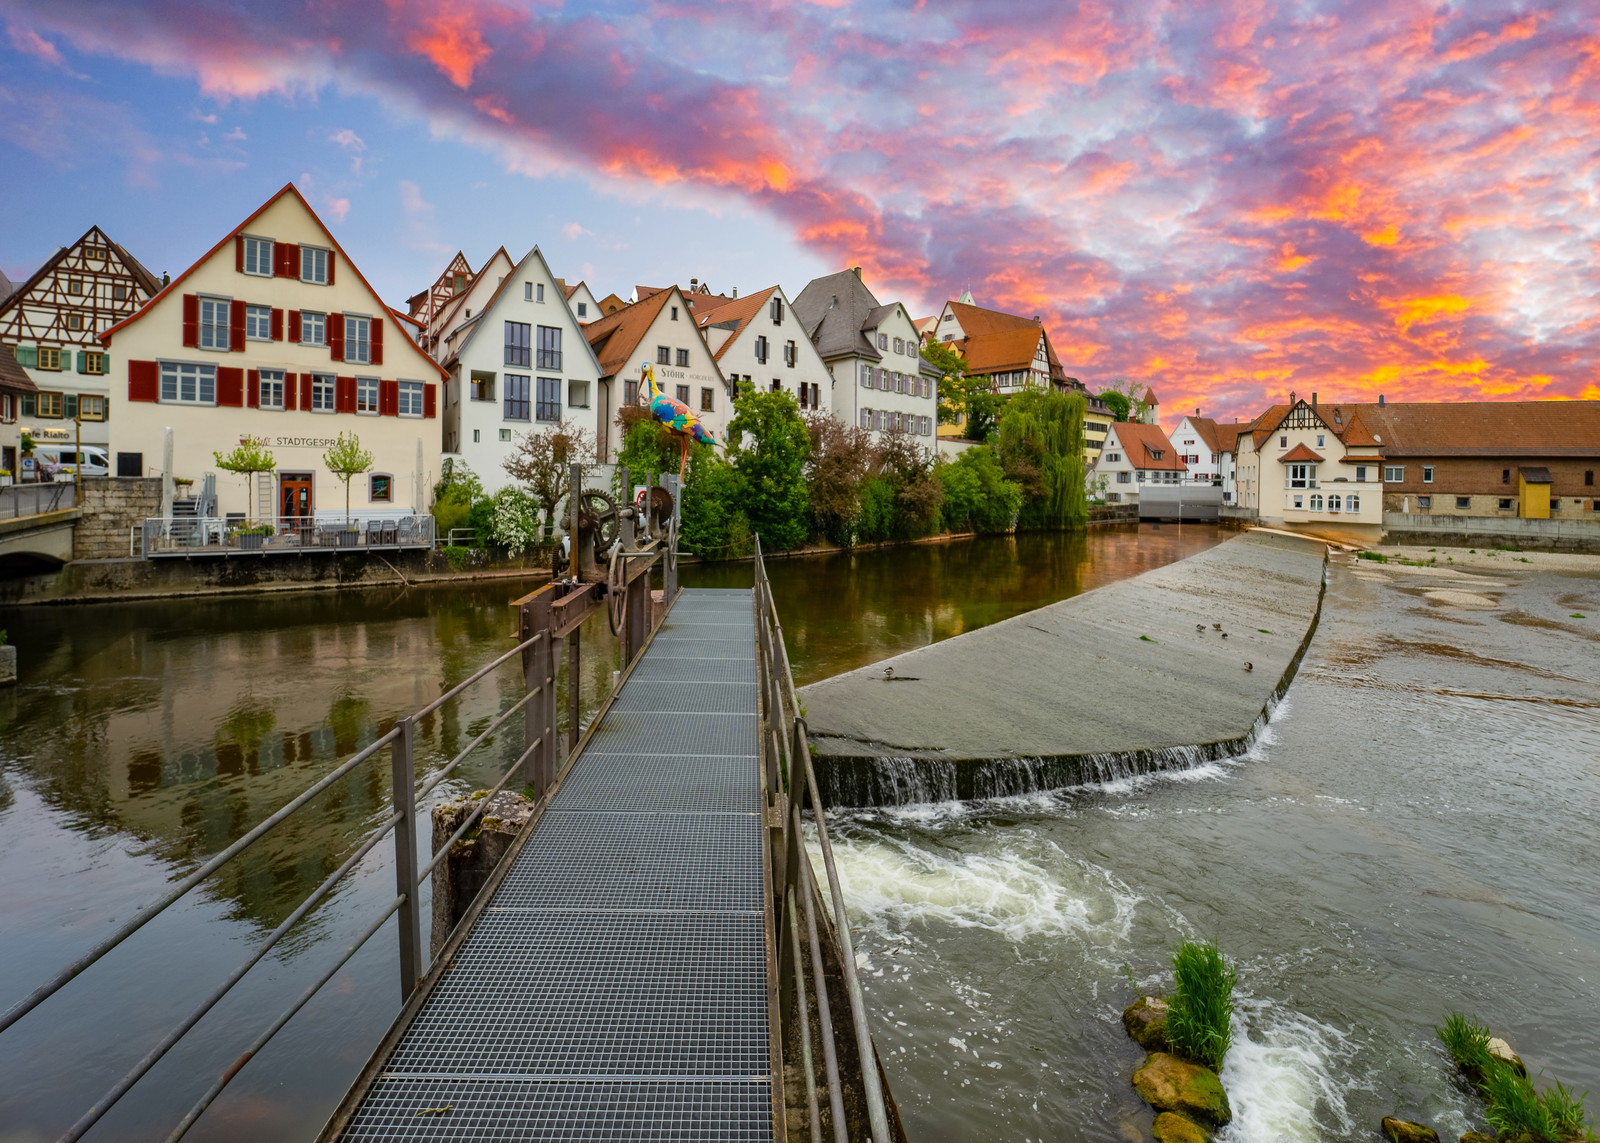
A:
[1106, 493, 1121, 503]
[656, 345, 670, 365]
[311, 374, 336, 412]
[568, 380, 589, 408]
[344, 315, 371, 364]
[1309, 493, 1324, 511]
[471, 372, 495, 401]
[1117, 471, 1131, 483]
[536, 377, 561, 422]
[859, 409, 870, 429]
[670, 306, 679, 321]
[1586, 470, 1594, 485]
[35, 391, 65, 417]
[877, 333, 888, 350]
[625, 378, 639, 405]
[357, 376, 379, 414]
[676, 384, 690, 404]
[1455, 496, 1471, 509]
[398, 381, 424, 417]
[242, 236, 273, 276]
[1551, 499, 1561, 511]
[370, 474, 393, 502]
[1279, 435, 1287, 448]
[83, 351, 106, 375]
[301, 311, 326, 346]
[1288, 463, 1316, 488]
[68, 278, 83, 295]
[259, 368, 285, 410]
[1292, 494, 1304, 508]
[1502, 469, 1511, 484]
[1105, 452, 1121, 462]
[1498, 498, 1514, 510]
[114, 285, 127, 301]
[499, 429, 511, 442]
[300, 246, 329, 284]
[159, 361, 216, 404]
[755, 335, 769, 364]
[700, 387, 714, 412]
[505, 321, 531, 367]
[504, 374, 530, 420]
[860, 364, 872, 387]
[199, 297, 230, 350]
[524, 282, 534, 301]
[771, 379, 782, 394]
[1422, 466, 1434, 483]
[452, 273, 466, 294]
[246, 305, 272, 340]
[1384, 466, 1404, 482]
[536, 326, 562, 370]
[1346, 494, 1360, 513]
[1316, 434, 1325, 446]
[1352, 465, 1367, 481]
[0, 393, 13, 424]
[674, 348, 689, 367]
[769, 296, 784, 324]
[472, 429, 480, 443]
[577, 302, 587, 318]
[66, 313, 83, 331]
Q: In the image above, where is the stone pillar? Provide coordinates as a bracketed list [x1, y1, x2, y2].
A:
[429, 789, 535, 959]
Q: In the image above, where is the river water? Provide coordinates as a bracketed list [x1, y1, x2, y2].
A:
[0, 524, 1221, 1141]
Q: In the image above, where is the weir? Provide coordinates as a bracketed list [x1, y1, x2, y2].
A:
[801, 531, 1328, 806]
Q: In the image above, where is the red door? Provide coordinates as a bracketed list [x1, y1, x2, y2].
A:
[279, 472, 313, 531]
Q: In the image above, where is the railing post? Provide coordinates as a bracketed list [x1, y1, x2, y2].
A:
[389, 716, 422, 999]
[662, 473, 679, 601]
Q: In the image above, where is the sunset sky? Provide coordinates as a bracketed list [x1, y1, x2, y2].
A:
[2, 0, 1597, 424]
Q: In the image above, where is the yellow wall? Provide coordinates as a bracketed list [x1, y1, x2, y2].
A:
[1517, 474, 1551, 518]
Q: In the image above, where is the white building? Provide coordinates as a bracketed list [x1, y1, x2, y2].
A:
[1232, 395, 1385, 541]
[438, 246, 604, 494]
[560, 280, 601, 324]
[102, 184, 446, 523]
[1091, 421, 1187, 503]
[791, 269, 937, 447]
[418, 247, 515, 361]
[695, 286, 831, 416]
[1169, 414, 1223, 485]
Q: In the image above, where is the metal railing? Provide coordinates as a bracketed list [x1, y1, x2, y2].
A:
[0, 480, 77, 518]
[139, 513, 436, 556]
[754, 535, 901, 1143]
[0, 579, 627, 1143]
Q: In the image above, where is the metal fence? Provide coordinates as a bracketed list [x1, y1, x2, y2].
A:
[0, 583, 611, 1142]
[754, 535, 902, 1143]
[139, 513, 436, 556]
[0, 480, 77, 518]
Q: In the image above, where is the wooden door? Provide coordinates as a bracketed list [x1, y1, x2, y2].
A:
[279, 472, 313, 530]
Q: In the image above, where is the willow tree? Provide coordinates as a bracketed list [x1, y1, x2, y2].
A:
[995, 389, 1088, 530]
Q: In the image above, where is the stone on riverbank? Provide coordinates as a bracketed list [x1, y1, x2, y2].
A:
[1381, 1117, 1439, 1143]
[1459, 1132, 1496, 1143]
[1123, 996, 1173, 1053]
[1132, 1053, 1231, 1127]
[1486, 1037, 1526, 1077]
[1152, 1111, 1213, 1143]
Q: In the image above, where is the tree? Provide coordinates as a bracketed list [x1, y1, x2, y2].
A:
[923, 340, 1000, 441]
[613, 416, 680, 498]
[680, 445, 751, 559]
[432, 457, 484, 542]
[502, 424, 597, 538]
[322, 431, 374, 526]
[726, 382, 810, 551]
[212, 436, 277, 523]
[938, 445, 1023, 534]
[859, 430, 942, 542]
[995, 389, 1088, 530]
[1097, 377, 1151, 423]
[803, 414, 873, 547]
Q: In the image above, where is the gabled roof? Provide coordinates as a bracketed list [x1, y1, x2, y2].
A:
[1111, 422, 1187, 471]
[792, 269, 884, 361]
[944, 299, 1039, 338]
[0, 344, 38, 393]
[407, 250, 471, 321]
[1279, 442, 1325, 463]
[1179, 416, 1222, 453]
[1329, 400, 1600, 457]
[1339, 410, 1382, 447]
[597, 293, 627, 316]
[693, 286, 778, 363]
[442, 246, 604, 377]
[1519, 466, 1553, 483]
[584, 288, 676, 379]
[959, 327, 1046, 374]
[1213, 422, 1251, 454]
[100, 183, 445, 377]
[430, 246, 512, 339]
[0, 224, 160, 324]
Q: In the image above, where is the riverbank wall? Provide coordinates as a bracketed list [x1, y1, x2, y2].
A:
[800, 529, 1329, 805]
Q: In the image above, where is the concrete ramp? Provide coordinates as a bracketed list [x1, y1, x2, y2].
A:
[800, 531, 1327, 804]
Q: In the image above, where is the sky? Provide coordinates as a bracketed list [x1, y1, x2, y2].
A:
[1, 0, 1597, 425]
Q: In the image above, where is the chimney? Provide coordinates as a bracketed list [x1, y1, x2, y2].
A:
[1033, 315, 1042, 324]
[732, 287, 738, 298]
[1289, 390, 1296, 405]
[1378, 393, 1386, 407]
[1312, 391, 1318, 407]
[851, 266, 862, 280]
[690, 277, 698, 288]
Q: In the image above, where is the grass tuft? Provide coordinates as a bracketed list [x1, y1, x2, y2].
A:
[1439, 1013, 1598, 1142]
[1542, 1079, 1593, 1141]
[1438, 1012, 1493, 1072]
[1572, 614, 1588, 620]
[1140, 634, 1158, 642]
[1166, 939, 1235, 1071]
[1483, 1063, 1557, 1141]
[1357, 551, 1389, 562]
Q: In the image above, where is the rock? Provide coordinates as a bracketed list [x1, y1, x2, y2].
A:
[1123, 996, 1172, 1052]
[1132, 1053, 1232, 1127]
[429, 789, 536, 957]
[1487, 1037, 1526, 1077]
[1152, 1111, 1214, 1143]
[1460, 1133, 1496, 1143]
[1380, 1117, 1439, 1143]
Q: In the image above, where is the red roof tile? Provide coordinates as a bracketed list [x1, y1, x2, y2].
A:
[1278, 442, 1325, 463]
[1111, 422, 1187, 471]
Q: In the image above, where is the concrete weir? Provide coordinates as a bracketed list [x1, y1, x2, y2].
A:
[800, 530, 1329, 806]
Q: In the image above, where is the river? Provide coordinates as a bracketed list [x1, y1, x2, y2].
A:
[0, 523, 1220, 1141]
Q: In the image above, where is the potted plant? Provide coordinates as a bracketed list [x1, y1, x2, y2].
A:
[19, 432, 35, 484]
[0, 469, 12, 487]
[174, 476, 195, 496]
[230, 522, 276, 550]
[322, 431, 374, 546]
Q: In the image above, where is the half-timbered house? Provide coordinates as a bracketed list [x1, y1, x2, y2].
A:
[0, 225, 160, 455]
[101, 184, 445, 524]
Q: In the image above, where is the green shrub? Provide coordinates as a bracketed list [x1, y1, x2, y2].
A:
[1438, 1012, 1494, 1073]
[1166, 940, 1236, 1071]
[726, 383, 810, 551]
[681, 447, 751, 560]
[441, 545, 471, 571]
[938, 446, 1022, 534]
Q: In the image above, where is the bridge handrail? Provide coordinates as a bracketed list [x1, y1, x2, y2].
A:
[0, 480, 76, 518]
[753, 534, 895, 1143]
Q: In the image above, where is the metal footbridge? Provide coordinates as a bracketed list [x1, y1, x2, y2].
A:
[328, 587, 774, 1138]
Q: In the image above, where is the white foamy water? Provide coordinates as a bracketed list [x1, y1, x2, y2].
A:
[1220, 1000, 1359, 1143]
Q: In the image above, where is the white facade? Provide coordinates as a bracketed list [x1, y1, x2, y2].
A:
[424, 248, 514, 358]
[564, 281, 601, 324]
[441, 247, 603, 494]
[1170, 416, 1221, 484]
[1234, 400, 1384, 535]
[698, 287, 832, 417]
[103, 185, 445, 522]
[1091, 422, 1186, 504]
[838, 305, 937, 445]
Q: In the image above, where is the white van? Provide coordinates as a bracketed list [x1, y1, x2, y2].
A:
[34, 445, 110, 479]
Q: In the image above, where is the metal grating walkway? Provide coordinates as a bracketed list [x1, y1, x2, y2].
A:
[336, 588, 770, 1141]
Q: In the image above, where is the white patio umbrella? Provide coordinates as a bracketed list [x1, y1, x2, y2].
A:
[160, 427, 174, 519]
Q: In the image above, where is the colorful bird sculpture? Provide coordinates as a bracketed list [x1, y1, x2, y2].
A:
[638, 362, 716, 479]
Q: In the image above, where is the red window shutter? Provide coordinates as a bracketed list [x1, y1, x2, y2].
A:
[276, 242, 300, 278]
[270, 308, 283, 341]
[128, 360, 159, 402]
[288, 309, 302, 343]
[181, 294, 199, 347]
[336, 375, 356, 414]
[424, 383, 437, 419]
[328, 313, 345, 362]
[285, 371, 298, 410]
[300, 373, 313, 410]
[326, 252, 335, 285]
[235, 236, 244, 272]
[247, 369, 261, 408]
[217, 366, 244, 407]
[230, 300, 246, 352]
[379, 379, 398, 416]
[370, 319, 384, 365]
